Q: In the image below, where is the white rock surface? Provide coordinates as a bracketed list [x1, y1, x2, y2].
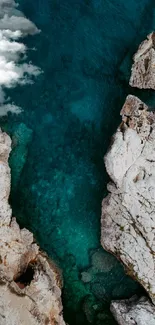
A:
[129, 32, 155, 89]
[101, 94, 155, 304]
[0, 128, 65, 325]
[111, 296, 155, 325]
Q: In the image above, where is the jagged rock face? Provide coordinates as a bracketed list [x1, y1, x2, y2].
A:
[111, 296, 155, 325]
[129, 32, 155, 89]
[0, 128, 65, 325]
[101, 95, 155, 304]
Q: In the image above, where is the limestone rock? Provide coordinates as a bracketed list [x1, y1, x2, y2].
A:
[101, 95, 155, 304]
[129, 32, 155, 89]
[0, 127, 65, 325]
[0, 129, 12, 226]
[111, 296, 155, 325]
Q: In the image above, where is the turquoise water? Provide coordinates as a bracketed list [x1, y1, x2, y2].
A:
[3, 0, 155, 324]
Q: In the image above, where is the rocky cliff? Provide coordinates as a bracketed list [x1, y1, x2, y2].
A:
[0, 129, 65, 325]
[101, 94, 155, 302]
[101, 31, 155, 323]
[101, 94, 155, 324]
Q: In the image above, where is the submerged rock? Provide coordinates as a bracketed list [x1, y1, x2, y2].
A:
[101, 94, 155, 303]
[10, 123, 33, 191]
[111, 296, 155, 325]
[0, 128, 65, 325]
[130, 32, 155, 89]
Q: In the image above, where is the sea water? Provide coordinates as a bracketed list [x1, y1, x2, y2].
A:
[3, 0, 155, 324]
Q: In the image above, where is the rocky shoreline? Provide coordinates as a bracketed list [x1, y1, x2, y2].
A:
[0, 25, 155, 324]
[0, 129, 65, 324]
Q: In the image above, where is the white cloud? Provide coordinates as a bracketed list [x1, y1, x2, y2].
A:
[0, 87, 21, 116]
[0, 0, 41, 116]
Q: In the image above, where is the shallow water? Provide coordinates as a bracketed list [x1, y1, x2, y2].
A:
[3, 0, 155, 324]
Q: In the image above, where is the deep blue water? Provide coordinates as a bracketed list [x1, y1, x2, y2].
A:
[3, 0, 155, 324]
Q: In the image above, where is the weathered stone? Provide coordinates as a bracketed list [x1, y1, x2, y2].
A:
[101, 94, 155, 304]
[130, 32, 155, 89]
[0, 128, 65, 325]
[111, 296, 155, 325]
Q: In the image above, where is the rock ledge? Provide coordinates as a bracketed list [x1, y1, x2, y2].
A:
[130, 32, 155, 89]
